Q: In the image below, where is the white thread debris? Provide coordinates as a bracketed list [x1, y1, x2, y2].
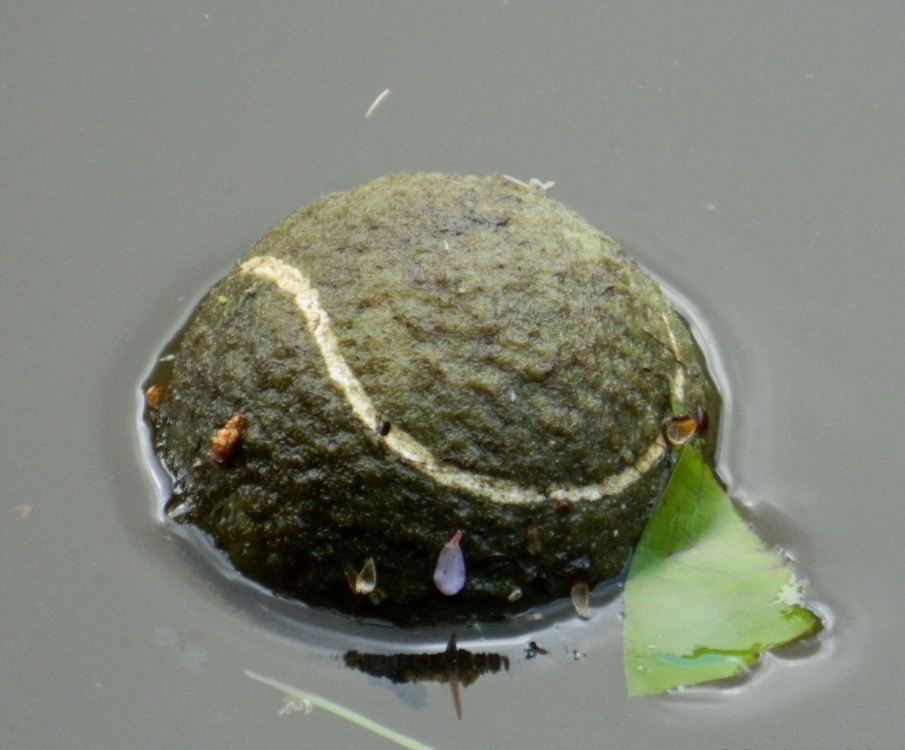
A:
[773, 576, 806, 607]
[278, 695, 313, 716]
[502, 175, 556, 194]
[365, 88, 391, 118]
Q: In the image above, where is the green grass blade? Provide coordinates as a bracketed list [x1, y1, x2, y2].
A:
[244, 671, 438, 750]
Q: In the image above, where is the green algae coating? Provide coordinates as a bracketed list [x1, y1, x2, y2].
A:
[148, 173, 719, 624]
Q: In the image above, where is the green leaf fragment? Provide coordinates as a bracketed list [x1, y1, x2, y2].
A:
[623, 445, 820, 696]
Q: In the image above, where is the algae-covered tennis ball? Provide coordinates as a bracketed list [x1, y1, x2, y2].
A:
[148, 172, 719, 625]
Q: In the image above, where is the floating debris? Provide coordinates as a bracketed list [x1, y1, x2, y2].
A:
[365, 88, 391, 118]
[145, 384, 164, 409]
[13, 504, 32, 520]
[353, 557, 377, 595]
[663, 414, 698, 446]
[623, 445, 822, 696]
[571, 580, 590, 619]
[278, 696, 312, 716]
[210, 415, 246, 464]
[433, 531, 466, 596]
[502, 175, 556, 194]
[166, 501, 191, 520]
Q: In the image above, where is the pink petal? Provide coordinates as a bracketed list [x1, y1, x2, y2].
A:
[433, 531, 466, 596]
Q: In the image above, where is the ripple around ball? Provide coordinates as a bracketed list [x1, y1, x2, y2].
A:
[148, 173, 719, 624]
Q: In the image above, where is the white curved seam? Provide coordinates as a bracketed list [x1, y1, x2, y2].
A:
[660, 312, 686, 406]
[240, 255, 671, 506]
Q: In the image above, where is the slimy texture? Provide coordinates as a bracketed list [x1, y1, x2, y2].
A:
[148, 173, 719, 624]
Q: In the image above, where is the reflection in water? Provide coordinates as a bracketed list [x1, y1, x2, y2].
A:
[344, 633, 509, 719]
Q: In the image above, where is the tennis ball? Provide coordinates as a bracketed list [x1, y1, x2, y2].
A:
[147, 173, 719, 625]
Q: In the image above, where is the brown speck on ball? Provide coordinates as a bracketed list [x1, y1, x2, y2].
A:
[145, 384, 164, 410]
[663, 415, 698, 446]
[211, 415, 246, 464]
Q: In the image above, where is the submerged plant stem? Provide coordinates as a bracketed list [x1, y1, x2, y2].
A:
[244, 670, 438, 750]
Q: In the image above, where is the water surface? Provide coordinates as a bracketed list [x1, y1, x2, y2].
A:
[2, 4, 903, 748]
